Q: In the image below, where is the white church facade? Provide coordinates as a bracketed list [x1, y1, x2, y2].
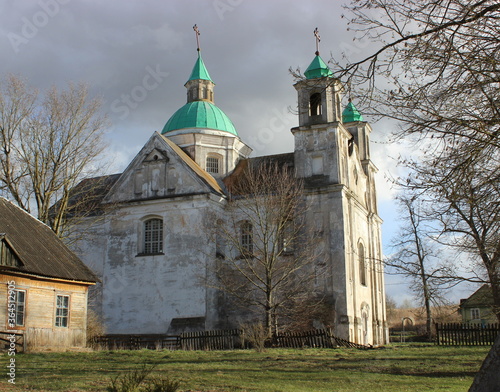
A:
[72, 46, 388, 346]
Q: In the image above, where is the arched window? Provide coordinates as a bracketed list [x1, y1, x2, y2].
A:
[358, 242, 367, 286]
[144, 218, 163, 254]
[240, 221, 253, 255]
[309, 93, 322, 116]
[206, 156, 220, 174]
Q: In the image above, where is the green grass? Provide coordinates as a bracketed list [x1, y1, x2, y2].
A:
[2, 344, 490, 391]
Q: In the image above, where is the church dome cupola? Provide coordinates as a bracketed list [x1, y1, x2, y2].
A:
[342, 99, 364, 123]
[304, 55, 334, 79]
[162, 26, 238, 136]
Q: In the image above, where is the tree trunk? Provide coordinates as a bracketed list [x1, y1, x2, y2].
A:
[469, 334, 500, 392]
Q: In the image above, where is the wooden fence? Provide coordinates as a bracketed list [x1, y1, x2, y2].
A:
[0, 332, 24, 352]
[435, 323, 500, 346]
[275, 328, 368, 349]
[91, 334, 180, 350]
[92, 328, 368, 351]
[180, 329, 243, 350]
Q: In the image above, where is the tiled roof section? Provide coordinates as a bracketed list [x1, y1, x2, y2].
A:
[0, 197, 98, 283]
[460, 285, 494, 308]
[223, 153, 295, 195]
[161, 135, 225, 196]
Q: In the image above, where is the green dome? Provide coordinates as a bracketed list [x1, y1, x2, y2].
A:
[162, 101, 238, 135]
[305, 55, 333, 79]
[342, 100, 364, 123]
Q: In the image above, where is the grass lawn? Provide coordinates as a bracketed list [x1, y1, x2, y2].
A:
[1, 344, 489, 392]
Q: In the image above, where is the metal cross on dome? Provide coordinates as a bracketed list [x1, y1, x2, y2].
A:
[314, 27, 320, 55]
[193, 24, 201, 51]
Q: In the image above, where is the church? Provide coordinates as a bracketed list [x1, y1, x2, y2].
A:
[72, 38, 388, 346]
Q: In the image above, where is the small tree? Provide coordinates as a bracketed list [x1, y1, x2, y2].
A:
[386, 193, 455, 340]
[0, 74, 108, 237]
[215, 159, 324, 337]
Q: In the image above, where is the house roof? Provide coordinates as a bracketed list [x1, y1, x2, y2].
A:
[0, 197, 98, 283]
[460, 284, 494, 308]
[223, 153, 295, 195]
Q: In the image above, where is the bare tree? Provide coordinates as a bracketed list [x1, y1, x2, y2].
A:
[0, 74, 109, 237]
[214, 159, 325, 337]
[386, 193, 456, 339]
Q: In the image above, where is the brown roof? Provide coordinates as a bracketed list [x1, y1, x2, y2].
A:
[460, 285, 494, 308]
[0, 197, 98, 283]
[223, 153, 295, 194]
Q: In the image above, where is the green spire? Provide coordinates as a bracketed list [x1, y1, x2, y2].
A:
[304, 55, 333, 79]
[342, 100, 364, 123]
[187, 53, 213, 82]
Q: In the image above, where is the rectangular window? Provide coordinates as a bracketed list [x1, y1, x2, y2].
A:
[55, 295, 70, 327]
[14, 290, 26, 327]
[144, 219, 163, 254]
[241, 222, 253, 255]
[279, 221, 295, 254]
[471, 308, 480, 320]
[206, 157, 220, 174]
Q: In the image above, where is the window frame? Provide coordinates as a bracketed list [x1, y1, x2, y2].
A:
[10, 289, 26, 328]
[279, 221, 295, 254]
[206, 156, 220, 174]
[240, 221, 253, 256]
[142, 218, 164, 255]
[358, 242, 367, 287]
[471, 308, 480, 320]
[55, 294, 70, 328]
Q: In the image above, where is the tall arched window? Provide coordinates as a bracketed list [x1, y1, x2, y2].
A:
[309, 93, 322, 116]
[240, 221, 253, 255]
[144, 218, 163, 254]
[358, 242, 367, 286]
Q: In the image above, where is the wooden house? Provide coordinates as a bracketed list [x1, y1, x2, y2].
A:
[0, 197, 98, 351]
[459, 285, 497, 325]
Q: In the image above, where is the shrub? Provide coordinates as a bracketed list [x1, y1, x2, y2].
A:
[106, 364, 181, 392]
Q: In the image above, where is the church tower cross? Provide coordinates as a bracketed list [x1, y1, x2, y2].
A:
[193, 24, 201, 52]
[314, 27, 320, 55]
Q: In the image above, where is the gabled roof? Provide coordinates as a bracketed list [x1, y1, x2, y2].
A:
[160, 134, 225, 196]
[0, 197, 98, 283]
[460, 285, 494, 308]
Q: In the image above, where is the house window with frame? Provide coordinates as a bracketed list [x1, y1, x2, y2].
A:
[12, 290, 26, 327]
[143, 218, 163, 254]
[240, 221, 253, 255]
[55, 295, 69, 327]
[358, 243, 367, 286]
[471, 308, 480, 320]
[206, 157, 220, 174]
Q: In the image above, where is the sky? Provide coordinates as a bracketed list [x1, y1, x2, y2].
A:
[0, 0, 477, 304]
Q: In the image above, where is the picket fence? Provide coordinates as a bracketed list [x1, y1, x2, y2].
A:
[435, 323, 500, 346]
[91, 328, 368, 351]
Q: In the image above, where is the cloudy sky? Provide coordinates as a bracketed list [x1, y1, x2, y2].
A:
[0, 0, 476, 302]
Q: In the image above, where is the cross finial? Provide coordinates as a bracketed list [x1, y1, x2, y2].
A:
[193, 24, 201, 52]
[314, 27, 320, 55]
